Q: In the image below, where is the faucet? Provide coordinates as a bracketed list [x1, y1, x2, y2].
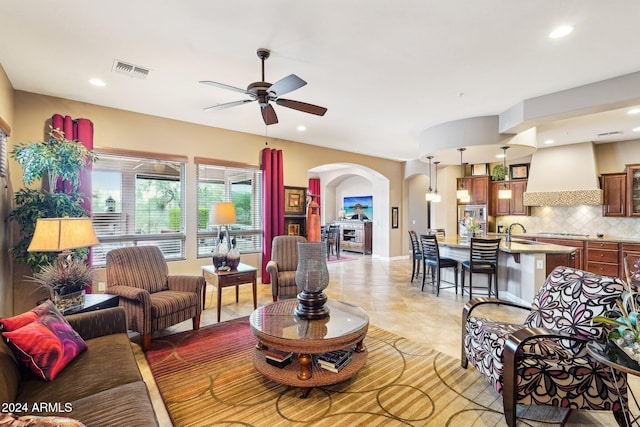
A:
[506, 223, 527, 242]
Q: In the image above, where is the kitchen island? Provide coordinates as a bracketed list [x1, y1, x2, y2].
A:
[432, 236, 576, 306]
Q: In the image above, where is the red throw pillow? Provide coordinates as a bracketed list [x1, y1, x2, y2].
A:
[0, 300, 55, 332]
[2, 303, 87, 381]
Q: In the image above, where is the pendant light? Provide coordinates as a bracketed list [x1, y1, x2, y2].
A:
[432, 161, 441, 203]
[498, 146, 512, 199]
[456, 148, 469, 199]
[425, 156, 435, 201]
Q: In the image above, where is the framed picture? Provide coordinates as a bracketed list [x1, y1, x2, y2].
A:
[509, 163, 530, 180]
[471, 163, 488, 176]
[284, 186, 306, 215]
[344, 195, 373, 220]
[284, 217, 305, 236]
[391, 206, 399, 229]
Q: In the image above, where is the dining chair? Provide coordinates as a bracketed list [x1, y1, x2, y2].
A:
[461, 237, 501, 299]
[420, 234, 458, 296]
[408, 230, 422, 283]
[325, 224, 341, 260]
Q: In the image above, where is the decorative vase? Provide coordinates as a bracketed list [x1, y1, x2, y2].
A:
[294, 242, 330, 319]
[227, 237, 240, 270]
[307, 194, 321, 242]
[212, 231, 228, 269]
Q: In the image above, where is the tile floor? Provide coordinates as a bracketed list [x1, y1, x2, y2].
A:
[134, 254, 631, 426]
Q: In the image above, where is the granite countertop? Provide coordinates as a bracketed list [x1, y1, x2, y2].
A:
[491, 233, 640, 244]
[437, 236, 576, 254]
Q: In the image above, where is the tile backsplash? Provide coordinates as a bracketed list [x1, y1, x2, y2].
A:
[497, 206, 640, 239]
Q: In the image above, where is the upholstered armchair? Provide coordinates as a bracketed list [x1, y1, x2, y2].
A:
[106, 246, 204, 351]
[462, 266, 628, 427]
[266, 235, 307, 301]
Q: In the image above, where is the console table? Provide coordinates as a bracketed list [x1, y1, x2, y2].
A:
[249, 299, 369, 398]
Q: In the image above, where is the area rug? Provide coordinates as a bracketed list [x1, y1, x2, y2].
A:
[327, 255, 357, 264]
[146, 318, 569, 426]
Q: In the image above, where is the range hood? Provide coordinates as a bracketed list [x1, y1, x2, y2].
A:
[523, 141, 602, 206]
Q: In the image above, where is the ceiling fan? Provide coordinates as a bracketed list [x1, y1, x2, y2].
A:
[200, 48, 327, 125]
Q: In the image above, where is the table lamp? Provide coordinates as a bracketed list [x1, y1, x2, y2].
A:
[28, 217, 100, 268]
[209, 202, 237, 250]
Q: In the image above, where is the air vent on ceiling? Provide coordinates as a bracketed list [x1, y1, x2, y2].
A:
[112, 60, 151, 79]
[597, 130, 622, 137]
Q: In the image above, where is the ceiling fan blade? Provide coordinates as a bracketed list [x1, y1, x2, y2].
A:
[268, 74, 307, 97]
[199, 80, 248, 95]
[276, 99, 327, 116]
[203, 99, 254, 112]
[261, 104, 278, 125]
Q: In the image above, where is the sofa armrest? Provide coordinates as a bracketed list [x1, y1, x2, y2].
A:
[461, 297, 532, 363]
[65, 306, 128, 340]
[168, 275, 205, 295]
[266, 260, 279, 297]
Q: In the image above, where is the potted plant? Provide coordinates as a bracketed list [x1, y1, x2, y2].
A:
[30, 258, 95, 311]
[9, 127, 97, 272]
[491, 164, 507, 181]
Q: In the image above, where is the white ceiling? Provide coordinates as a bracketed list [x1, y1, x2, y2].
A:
[2, 1, 640, 164]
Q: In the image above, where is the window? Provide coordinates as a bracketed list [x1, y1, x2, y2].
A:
[196, 158, 262, 257]
[91, 149, 186, 267]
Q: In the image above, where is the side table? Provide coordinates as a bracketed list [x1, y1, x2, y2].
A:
[201, 263, 257, 322]
[587, 340, 639, 426]
[62, 293, 120, 315]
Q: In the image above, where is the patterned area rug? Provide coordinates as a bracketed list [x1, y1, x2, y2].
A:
[145, 318, 569, 426]
[327, 255, 357, 263]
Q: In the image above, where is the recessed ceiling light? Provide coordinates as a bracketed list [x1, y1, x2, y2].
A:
[89, 78, 106, 87]
[549, 25, 573, 39]
[297, 125, 306, 132]
[633, 126, 640, 132]
[628, 108, 640, 115]
[544, 139, 555, 145]
[496, 153, 505, 159]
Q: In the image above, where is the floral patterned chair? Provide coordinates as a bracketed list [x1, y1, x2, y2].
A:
[461, 265, 628, 427]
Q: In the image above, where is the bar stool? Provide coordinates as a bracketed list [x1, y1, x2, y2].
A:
[420, 234, 458, 296]
[408, 230, 422, 282]
[461, 237, 501, 299]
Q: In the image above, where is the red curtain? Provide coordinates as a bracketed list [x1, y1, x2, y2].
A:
[308, 177, 320, 216]
[261, 148, 284, 283]
[51, 114, 94, 271]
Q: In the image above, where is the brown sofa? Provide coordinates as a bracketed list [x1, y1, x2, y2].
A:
[0, 307, 159, 426]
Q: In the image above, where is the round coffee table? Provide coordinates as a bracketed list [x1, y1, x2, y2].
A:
[249, 299, 369, 397]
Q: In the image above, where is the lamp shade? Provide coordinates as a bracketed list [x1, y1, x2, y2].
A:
[28, 217, 99, 252]
[209, 202, 237, 225]
[498, 188, 513, 199]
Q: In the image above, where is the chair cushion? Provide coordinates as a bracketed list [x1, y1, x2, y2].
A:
[106, 246, 168, 293]
[0, 300, 58, 332]
[150, 291, 199, 318]
[2, 301, 87, 381]
[524, 266, 625, 343]
[461, 260, 495, 272]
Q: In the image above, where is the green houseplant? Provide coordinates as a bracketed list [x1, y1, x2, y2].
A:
[9, 127, 97, 272]
[491, 163, 507, 181]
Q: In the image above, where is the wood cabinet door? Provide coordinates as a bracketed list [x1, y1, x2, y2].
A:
[627, 165, 640, 217]
[470, 176, 489, 205]
[491, 181, 510, 216]
[602, 173, 627, 217]
[509, 180, 529, 215]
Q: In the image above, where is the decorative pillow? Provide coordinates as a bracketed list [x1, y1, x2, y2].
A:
[0, 300, 56, 332]
[2, 303, 87, 381]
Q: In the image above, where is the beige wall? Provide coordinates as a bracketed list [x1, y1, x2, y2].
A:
[6, 90, 403, 314]
[0, 65, 14, 317]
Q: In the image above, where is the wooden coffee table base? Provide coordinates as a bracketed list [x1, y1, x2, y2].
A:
[252, 344, 368, 398]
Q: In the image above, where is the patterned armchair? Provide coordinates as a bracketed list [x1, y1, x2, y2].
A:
[462, 266, 628, 427]
[106, 246, 204, 351]
[266, 235, 307, 301]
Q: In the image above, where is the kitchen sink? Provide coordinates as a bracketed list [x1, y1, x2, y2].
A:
[509, 239, 541, 245]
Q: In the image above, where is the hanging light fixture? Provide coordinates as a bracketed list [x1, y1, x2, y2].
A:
[432, 161, 441, 203]
[425, 156, 435, 201]
[456, 148, 469, 199]
[498, 146, 512, 199]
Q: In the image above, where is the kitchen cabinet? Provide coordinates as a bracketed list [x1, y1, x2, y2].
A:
[337, 221, 372, 254]
[585, 240, 620, 277]
[490, 180, 529, 216]
[627, 164, 640, 217]
[457, 176, 489, 205]
[601, 173, 626, 217]
[535, 238, 584, 271]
